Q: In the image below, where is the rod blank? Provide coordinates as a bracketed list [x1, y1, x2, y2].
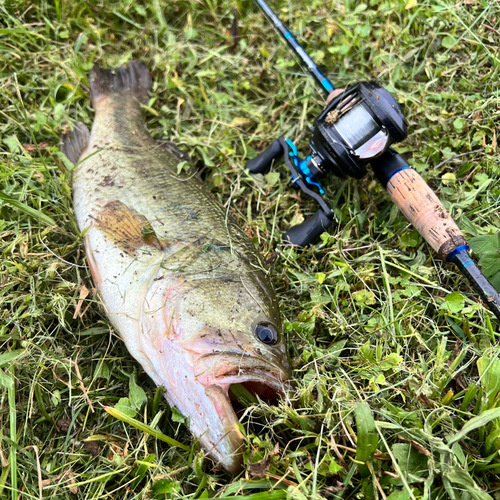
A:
[254, 0, 335, 95]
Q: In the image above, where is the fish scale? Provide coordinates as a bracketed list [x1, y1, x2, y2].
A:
[62, 61, 290, 474]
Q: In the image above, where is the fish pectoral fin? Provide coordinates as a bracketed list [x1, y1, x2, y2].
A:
[95, 200, 168, 254]
[60, 122, 90, 164]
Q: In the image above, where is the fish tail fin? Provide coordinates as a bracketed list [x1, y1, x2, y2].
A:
[90, 61, 152, 107]
[60, 121, 90, 164]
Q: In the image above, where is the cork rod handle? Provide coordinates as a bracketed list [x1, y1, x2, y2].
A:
[385, 168, 467, 260]
[371, 150, 500, 321]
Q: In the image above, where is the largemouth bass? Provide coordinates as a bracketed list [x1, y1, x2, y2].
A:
[61, 61, 291, 474]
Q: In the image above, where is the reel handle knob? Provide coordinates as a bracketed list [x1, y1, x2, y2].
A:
[246, 139, 284, 174]
[284, 209, 333, 247]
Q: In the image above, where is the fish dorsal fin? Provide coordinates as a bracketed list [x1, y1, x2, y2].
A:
[94, 200, 168, 254]
[90, 61, 152, 107]
[60, 122, 90, 164]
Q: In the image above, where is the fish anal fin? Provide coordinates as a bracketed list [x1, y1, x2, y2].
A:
[60, 122, 90, 164]
[95, 200, 168, 254]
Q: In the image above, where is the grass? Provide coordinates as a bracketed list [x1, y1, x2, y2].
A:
[1, 0, 500, 498]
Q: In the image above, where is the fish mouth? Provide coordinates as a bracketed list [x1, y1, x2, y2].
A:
[194, 351, 290, 395]
[194, 352, 290, 474]
[216, 370, 287, 402]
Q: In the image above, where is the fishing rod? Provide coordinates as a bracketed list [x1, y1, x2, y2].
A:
[246, 0, 500, 322]
[254, 0, 334, 95]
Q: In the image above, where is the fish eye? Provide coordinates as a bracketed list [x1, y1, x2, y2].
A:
[255, 323, 278, 345]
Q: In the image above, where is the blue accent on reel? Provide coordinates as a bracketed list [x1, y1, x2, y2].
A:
[300, 157, 325, 194]
[446, 245, 469, 262]
[285, 140, 325, 195]
[286, 139, 298, 157]
[300, 157, 312, 177]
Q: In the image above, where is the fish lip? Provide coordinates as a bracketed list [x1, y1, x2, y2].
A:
[201, 361, 289, 474]
[194, 352, 290, 393]
[203, 384, 245, 474]
[214, 370, 289, 396]
[192, 351, 290, 473]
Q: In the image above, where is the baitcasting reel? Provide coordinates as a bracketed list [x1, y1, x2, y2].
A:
[246, 0, 500, 321]
[246, 81, 408, 246]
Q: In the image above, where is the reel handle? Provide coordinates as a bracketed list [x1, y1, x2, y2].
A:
[245, 137, 335, 247]
[246, 139, 283, 174]
[284, 209, 334, 247]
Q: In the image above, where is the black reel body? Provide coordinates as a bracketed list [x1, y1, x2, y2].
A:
[246, 81, 408, 246]
[310, 82, 407, 179]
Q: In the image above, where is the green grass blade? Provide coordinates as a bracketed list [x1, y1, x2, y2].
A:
[448, 408, 500, 447]
[0, 350, 27, 368]
[220, 492, 286, 500]
[230, 383, 259, 406]
[8, 366, 17, 500]
[103, 406, 191, 451]
[66, 467, 129, 488]
[0, 191, 55, 226]
[355, 402, 378, 478]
